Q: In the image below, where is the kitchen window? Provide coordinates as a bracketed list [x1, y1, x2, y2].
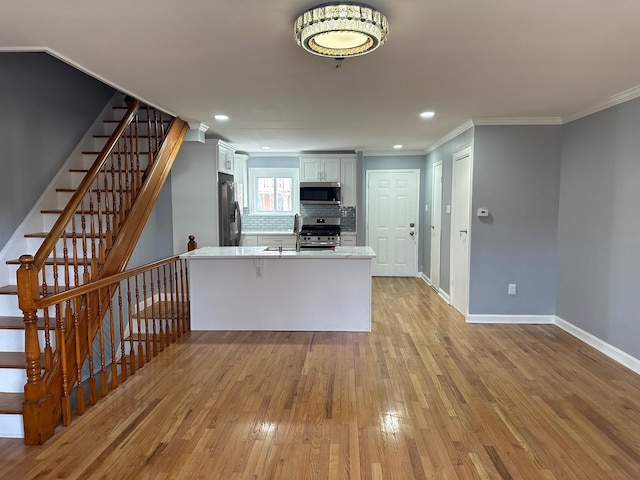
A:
[248, 168, 299, 215]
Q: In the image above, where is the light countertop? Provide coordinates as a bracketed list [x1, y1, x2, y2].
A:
[181, 246, 376, 259]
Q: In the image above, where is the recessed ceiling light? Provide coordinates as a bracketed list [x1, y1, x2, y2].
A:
[393, 144, 403, 149]
[420, 111, 435, 119]
[262, 146, 271, 150]
[213, 114, 229, 121]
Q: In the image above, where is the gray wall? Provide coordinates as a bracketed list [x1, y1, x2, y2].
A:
[557, 98, 640, 359]
[0, 52, 115, 250]
[425, 128, 474, 293]
[127, 179, 175, 267]
[470, 126, 561, 315]
[361, 155, 427, 271]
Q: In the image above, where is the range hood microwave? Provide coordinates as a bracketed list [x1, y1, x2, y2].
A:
[300, 182, 341, 205]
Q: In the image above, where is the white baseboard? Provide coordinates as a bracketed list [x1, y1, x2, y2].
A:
[554, 316, 640, 375]
[418, 272, 431, 285]
[438, 289, 451, 304]
[467, 314, 554, 324]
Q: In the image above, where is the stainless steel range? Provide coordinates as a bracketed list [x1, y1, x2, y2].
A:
[299, 217, 341, 249]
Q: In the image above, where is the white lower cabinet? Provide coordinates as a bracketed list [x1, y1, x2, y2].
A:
[257, 235, 296, 248]
[341, 234, 357, 246]
[242, 235, 258, 246]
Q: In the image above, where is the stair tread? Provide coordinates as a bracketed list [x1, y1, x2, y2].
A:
[0, 284, 71, 295]
[68, 168, 146, 173]
[55, 188, 134, 193]
[6, 257, 97, 265]
[0, 316, 46, 330]
[81, 150, 151, 155]
[103, 119, 171, 124]
[0, 393, 23, 414]
[40, 209, 119, 214]
[24, 231, 108, 238]
[0, 351, 44, 369]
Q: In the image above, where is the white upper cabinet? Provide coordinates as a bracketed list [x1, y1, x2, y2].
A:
[300, 156, 340, 182]
[212, 139, 235, 175]
[300, 154, 357, 205]
[340, 156, 356, 206]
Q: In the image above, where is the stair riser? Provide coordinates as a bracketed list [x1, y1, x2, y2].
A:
[26, 236, 109, 257]
[0, 330, 55, 352]
[56, 190, 136, 210]
[102, 119, 170, 136]
[69, 172, 145, 191]
[82, 153, 151, 170]
[93, 135, 162, 152]
[0, 414, 24, 439]
[0, 368, 28, 393]
[43, 211, 113, 232]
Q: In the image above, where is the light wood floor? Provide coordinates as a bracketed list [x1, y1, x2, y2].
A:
[1, 277, 640, 479]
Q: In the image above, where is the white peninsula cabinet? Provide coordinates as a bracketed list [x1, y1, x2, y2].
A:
[300, 154, 357, 206]
[183, 246, 376, 331]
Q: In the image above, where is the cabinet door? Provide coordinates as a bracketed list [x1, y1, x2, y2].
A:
[341, 234, 357, 246]
[217, 146, 234, 175]
[242, 235, 258, 246]
[321, 158, 340, 182]
[257, 235, 296, 247]
[301, 158, 320, 181]
[340, 157, 356, 205]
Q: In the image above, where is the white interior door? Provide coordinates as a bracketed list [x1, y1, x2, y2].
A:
[430, 161, 443, 290]
[367, 170, 419, 276]
[451, 148, 471, 315]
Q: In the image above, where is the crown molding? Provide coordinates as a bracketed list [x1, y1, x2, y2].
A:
[425, 120, 474, 154]
[562, 84, 640, 124]
[472, 117, 563, 126]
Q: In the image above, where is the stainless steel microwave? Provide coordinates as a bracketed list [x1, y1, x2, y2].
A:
[300, 182, 341, 205]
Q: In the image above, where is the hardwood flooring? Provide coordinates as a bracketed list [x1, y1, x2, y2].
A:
[1, 277, 639, 479]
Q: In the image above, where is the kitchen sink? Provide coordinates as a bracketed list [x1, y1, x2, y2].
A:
[262, 246, 297, 252]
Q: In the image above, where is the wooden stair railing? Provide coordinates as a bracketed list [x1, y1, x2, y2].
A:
[18, 255, 190, 444]
[16, 97, 189, 444]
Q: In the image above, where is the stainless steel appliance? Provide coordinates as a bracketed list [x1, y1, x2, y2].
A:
[219, 173, 241, 246]
[299, 217, 341, 250]
[300, 182, 341, 205]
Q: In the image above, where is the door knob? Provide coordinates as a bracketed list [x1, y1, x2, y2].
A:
[410, 231, 415, 236]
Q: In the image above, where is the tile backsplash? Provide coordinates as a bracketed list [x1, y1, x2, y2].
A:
[242, 206, 356, 232]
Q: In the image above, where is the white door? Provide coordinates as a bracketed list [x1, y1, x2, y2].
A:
[367, 170, 420, 276]
[430, 161, 443, 290]
[450, 148, 472, 315]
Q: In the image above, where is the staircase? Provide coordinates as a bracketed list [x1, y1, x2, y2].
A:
[0, 94, 188, 440]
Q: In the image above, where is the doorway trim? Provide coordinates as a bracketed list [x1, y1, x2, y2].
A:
[449, 147, 473, 317]
[430, 160, 443, 291]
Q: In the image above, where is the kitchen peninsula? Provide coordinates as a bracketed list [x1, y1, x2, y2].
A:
[182, 246, 376, 332]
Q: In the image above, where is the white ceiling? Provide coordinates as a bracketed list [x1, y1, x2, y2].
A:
[2, 1, 640, 154]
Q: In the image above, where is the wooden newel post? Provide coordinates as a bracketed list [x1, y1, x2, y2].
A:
[187, 235, 197, 251]
[17, 254, 54, 444]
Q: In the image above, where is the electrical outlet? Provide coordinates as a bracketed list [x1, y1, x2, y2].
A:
[508, 283, 516, 295]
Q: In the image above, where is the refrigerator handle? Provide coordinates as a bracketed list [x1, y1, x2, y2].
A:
[234, 201, 242, 245]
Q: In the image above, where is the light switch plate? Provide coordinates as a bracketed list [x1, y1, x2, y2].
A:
[477, 208, 489, 217]
[446, 205, 451, 214]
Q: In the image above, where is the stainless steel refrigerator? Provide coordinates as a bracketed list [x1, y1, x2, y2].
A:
[219, 173, 241, 246]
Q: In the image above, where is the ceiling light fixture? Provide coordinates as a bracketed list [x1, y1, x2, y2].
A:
[294, 3, 389, 59]
[214, 114, 229, 121]
[393, 144, 403, 149]
[420, 111, 435, 119]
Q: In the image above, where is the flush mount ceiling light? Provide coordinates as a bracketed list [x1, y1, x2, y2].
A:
[294, 3, 389, 59]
